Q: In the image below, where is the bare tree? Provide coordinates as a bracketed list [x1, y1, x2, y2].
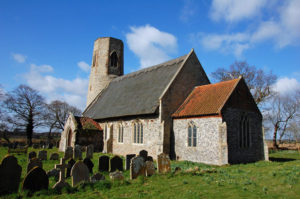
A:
[0, 85, 10, 143]
[265, 91, 300, 148]
[211, 61, 277, 106]
[45, 100, 81, 138]
[3, 85, 46, 146]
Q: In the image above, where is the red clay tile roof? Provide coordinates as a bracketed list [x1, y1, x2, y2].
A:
[172, 78, 241, 118]
[74, 116, 103, 131]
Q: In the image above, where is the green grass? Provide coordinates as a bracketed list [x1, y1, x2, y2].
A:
[0, 147, 299, 199]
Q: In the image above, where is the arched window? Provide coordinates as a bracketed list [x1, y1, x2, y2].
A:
[188, 123, 197, 147]
[104, 124, 108, 140]
[118, 124, 123, 143]
[133, 122, 143, 144]
[239, 114, 250, 148]
[67, 129, 72, 146]
[110, 52, 118, 67]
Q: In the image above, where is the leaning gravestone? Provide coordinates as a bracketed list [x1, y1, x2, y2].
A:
[139, 150, 148, 161]
[126, 154, 136, 170]
[145, 161, 155, 176]
[74, 145, 82, 160]
[38, 150, 47, 160]
[27, 157, 43, 173]
[70, 161, 90, 187]
[110, 156, 123, 172]
[0, 155, 22, 196]
[53, 158, 70, 191]
[22, 166, 49, 193]
[83, 157, 94, 174]
[157, 153, 171, 173]
[64, 146, 73, 159]
[98, 155, 109, 172]
[28, 151, 37, 160]
[50, 153, 59, 160]
[130, 156, 146, 180]
[86, 144, 94, 159]
[66, 158, 76, 178]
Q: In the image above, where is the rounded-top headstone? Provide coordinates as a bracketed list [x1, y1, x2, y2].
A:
[139, 150, 148, 161]
[98, 155, 109, 172]
[83, 157, 94, 174]
[27, 157, 43, 173]
[0, 155, 22, 196]
[22, 166, 49, 193]
[28, 151, 37, 160]
[70, 161, 90, 187]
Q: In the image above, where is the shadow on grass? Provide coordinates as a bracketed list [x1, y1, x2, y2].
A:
[269, 157, 296, 162]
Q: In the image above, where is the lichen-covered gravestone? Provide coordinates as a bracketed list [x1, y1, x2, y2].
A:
[83, 157, 94, 174]
[157, 153, 171, 173]
[145, 161, 155, 176]
[125, 154, 136, 170]
[110, 156, 123, 172]
[28, 151, 37, 160]
[53, 158, 70, 191]
[27, 157, 43, 173]
[109, 171, 124, 181]
[130, 156, 146, 180]
[98, 155, 109, 172]
[0, 155, 22, 196]
[70, 161, 90, 187]
[22, 166, 49, 193]
[74, 145, 82, 160]
[139, 150, 148, 161]
[86, 144, 94, 159]
[66, 158, 76, 178]
[50, 153, 59, 160]
[64, 146, 73, 159]
[38, 150, 47, 160]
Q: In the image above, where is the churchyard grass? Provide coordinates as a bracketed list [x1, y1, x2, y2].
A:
[0, 147, 299, 198]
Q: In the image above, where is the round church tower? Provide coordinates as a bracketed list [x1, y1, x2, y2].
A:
[86, 37, 124, 107]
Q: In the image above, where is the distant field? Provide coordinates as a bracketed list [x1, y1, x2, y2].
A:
[0, 147, 299, 199]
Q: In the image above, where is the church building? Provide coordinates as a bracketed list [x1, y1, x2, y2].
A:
[59, 37, 267, 165]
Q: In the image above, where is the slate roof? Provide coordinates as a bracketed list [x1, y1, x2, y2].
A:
[83, 54, 188, 119]
[74, 116, 103, 131]
[172, 78, 241, 118]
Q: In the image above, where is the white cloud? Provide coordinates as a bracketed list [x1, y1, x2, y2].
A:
[180, 0, 197, 22]
[272, 77, 300, 95]
[12, 53, 27, 63]
[77, 61, 90, 72]
[24, 64, 88, 110]
[126, 24, 177, 68]
[210, 0, 266, 23]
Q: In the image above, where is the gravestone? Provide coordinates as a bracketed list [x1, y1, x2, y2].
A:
[110, 156, 123, 172]
[74, 145, 82, 160]
[50, 153, 59, 160]
[90, 173, 105, 183]
[157, 153, 171, 173]
[0, 155, 22, 195]
[22, 166, 49, 193]
[86, 144, 94, 159]
[33, 144, 39, 149]
[125, 154, 136, 170]
[27, 157, 43, 173]
[146, 156, 153, 162]
[130, 156, 146, 180]
[145, 161, 155, 176]
[83, 157, 94, 174]
[139, 150, 148, 161]
[38, 150, 47, 160]
[70, 161, 90, 187]
[64, 146, 73, 159]
[66, 158, 76, 178]
[28, 151, 37, 160]
[47, 168, 59, 181]
[98, 155, 109, 172]
[53, 158, 70, 191]
[109, 171, 124, 181]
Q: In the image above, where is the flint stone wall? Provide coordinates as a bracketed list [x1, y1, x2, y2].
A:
[173, 117, 228, 165]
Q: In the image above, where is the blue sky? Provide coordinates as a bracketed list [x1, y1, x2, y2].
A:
[0, 0, 299, 111]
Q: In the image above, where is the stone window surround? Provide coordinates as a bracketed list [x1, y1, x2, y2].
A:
[187, 121, 197, 147]
[132, 121, 144, 145]
[118, 123, 124, 143]
[239, 113, 251, 149]
[109, 51, 118, 68]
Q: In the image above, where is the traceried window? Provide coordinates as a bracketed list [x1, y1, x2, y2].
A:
[133, 122, 143, 144]
[239, 114, 250, 148]
[118, 124, 124, 143]
[110, 52, 118, 67]
[188, 123, 197, 147]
